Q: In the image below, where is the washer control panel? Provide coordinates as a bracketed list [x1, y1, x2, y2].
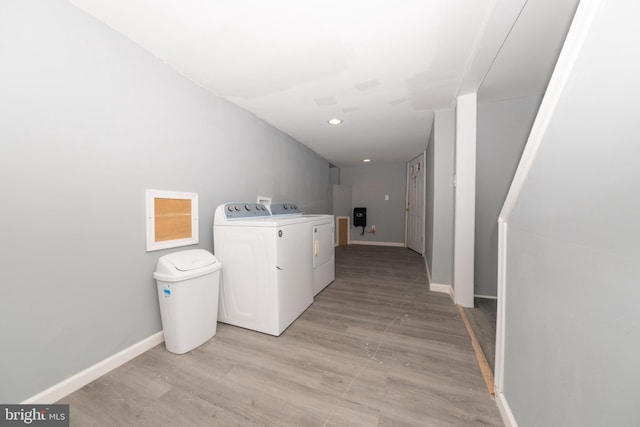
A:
[223, 203, 270, 219]
[269, 203, 301, 216]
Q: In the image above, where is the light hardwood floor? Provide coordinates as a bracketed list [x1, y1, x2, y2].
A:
[60, 245, 503, 426]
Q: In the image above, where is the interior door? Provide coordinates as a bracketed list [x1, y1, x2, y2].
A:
[406, 154, 425, 254]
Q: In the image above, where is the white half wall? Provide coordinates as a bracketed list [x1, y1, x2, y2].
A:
[453, 93, 477, 308]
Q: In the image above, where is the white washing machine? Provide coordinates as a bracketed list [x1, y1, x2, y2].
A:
[213, 202, 313, 336]
[268, 203, 335, 296]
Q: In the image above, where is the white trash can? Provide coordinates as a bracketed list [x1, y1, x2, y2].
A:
[153, 249, 222, 354]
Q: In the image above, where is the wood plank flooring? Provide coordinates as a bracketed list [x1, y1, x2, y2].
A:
[59, 245, 503, 426]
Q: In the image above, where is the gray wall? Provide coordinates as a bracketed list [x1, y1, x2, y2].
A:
[0, 0, 330, 403]
[339, 163, 406, 244]
[332, 184, 353, 218]
[503, 1, 640, 424]
[474, 96, 539, 297]
[429, 110, 456, 286]
[329, 167, 340, 185]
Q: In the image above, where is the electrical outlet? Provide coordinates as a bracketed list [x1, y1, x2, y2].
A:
[371, 225, 376, 234]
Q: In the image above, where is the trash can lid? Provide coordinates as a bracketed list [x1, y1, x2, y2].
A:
[160, 249, 217, 272]
[154, 249, 221, 282]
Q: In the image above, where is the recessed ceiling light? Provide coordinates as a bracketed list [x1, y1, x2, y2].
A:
[328, 118, 342, 125]
[363, 159, 371, 163]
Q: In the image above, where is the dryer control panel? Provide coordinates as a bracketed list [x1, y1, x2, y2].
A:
[269, 203, 301, 216]
[223, 203, 270, 219]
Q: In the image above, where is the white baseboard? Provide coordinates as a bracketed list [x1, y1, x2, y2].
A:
[349, 240, 405, 247]
[430, 282, 455, 301]
[424, 257, 454, 300]
[474, 294, 498, 300]
[424, 257, 432, 284]
[22, 331, 164, 404]
[496, 392, 518, 427]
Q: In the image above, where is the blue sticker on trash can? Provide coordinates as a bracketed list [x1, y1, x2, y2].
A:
[164, 288, 171, 296]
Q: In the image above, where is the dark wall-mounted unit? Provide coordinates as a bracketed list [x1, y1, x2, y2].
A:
[353, 207, 367, 227]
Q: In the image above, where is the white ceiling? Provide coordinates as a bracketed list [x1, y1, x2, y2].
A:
[69, 0, 578, 167]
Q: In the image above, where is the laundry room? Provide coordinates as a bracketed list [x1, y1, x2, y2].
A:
[0, 0, 412, 406]
[0, 0, 327, 404]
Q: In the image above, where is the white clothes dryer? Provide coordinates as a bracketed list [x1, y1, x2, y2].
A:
[268, 203, 335, 296]
[213, 202, 313, 336]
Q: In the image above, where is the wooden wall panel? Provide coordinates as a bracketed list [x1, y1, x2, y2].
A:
[338, 217, 348, 246]
[154, 198, 192, 242]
